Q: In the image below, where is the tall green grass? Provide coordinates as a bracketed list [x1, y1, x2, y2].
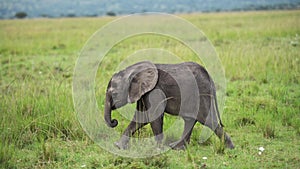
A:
[1, 10, 299, 168]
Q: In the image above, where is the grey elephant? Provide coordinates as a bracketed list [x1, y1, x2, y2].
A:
[104, 61, 234, 150]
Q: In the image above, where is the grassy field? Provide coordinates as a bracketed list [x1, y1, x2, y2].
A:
[1, 10, 300, 168]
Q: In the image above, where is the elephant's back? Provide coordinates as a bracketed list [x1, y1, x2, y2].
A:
[155, 62, 211, 83]
[155, 62, 214, 94]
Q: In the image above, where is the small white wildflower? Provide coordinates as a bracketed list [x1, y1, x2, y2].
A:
[258, 146, 265, 152]
[81, 164, 86, 168]
[202, 157, 208, 160]
[258, 151, 262, 155]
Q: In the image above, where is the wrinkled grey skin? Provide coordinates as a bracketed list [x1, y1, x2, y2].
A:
[104, 61, 234, 150]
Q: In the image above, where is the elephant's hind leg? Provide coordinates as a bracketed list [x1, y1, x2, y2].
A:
[169, 117, 196, 150]
[199, 101, 235, 149]
[214, 126, 234, 149]
[204, 120, 235, 149]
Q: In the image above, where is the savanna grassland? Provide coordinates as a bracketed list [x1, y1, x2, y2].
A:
[1, 10, 300, 168]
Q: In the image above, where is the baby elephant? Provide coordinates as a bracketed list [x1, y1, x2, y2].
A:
[104, 61, 234, 150]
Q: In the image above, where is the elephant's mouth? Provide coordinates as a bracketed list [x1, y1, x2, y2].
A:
[111, 104, 116, 110]
[111, 100, 121, 110]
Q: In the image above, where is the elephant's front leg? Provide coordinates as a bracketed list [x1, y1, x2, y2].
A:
[115, 99, 148, 149]
[169, 117, 196, 150]
[150, 114, 164, 145]
[115, 110, 148, 149]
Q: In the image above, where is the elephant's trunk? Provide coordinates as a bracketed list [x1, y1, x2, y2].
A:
[104, 92, 118, 128]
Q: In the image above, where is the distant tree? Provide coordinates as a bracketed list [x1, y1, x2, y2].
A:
[40, 14, 53, 18]
[40, 14, 48, 18]
[15, 12, 27, 19]
[67, 13, 76, 17]
[85, 14, 98, 17]
[106, 11, 116, 16]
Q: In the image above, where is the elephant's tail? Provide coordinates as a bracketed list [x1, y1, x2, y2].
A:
[214, 94, 224, 127]
[209, 74, 224, 128]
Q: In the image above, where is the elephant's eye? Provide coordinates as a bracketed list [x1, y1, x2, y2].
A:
[111, 92, 117, 97]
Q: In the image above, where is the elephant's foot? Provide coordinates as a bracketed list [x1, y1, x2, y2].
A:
[169, 140, 187, 150]
[225, 135, 235, 149]
[114, 141, 129, 149]
[114, 136, 130, 149]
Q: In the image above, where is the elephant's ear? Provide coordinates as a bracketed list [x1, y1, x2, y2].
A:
[128, 62, 158, 103]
